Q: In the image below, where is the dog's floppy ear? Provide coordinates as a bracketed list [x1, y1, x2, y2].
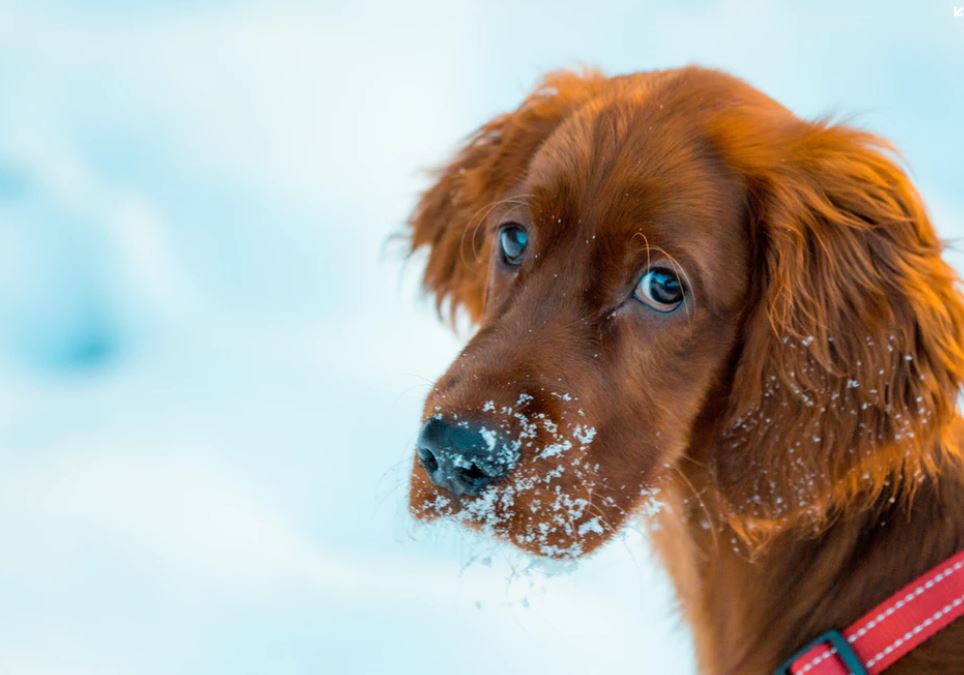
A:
[711, 117, 964, 543]
[408, 70, 604, 322]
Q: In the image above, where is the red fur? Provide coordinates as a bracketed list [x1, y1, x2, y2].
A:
[407, 67, 964, 673]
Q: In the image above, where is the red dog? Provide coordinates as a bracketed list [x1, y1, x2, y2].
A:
[406, 67, 964, 674]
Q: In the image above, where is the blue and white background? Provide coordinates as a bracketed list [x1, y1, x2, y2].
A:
[0, 2, 961, 673]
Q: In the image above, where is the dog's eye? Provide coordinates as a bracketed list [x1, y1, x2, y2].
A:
[498, 224, 528, 265]
[634, 268, 684, 312]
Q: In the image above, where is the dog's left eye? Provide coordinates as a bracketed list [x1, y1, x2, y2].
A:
[634, 268, 684, 312]
[499, 224, 528, 265]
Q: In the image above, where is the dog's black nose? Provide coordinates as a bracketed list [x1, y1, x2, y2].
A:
[417, 417, 516, 497]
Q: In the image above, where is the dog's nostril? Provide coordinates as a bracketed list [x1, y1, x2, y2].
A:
[417, 446, 439, 473]
[455, 462, 489, 487]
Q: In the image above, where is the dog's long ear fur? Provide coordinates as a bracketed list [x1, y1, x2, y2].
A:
[408, 70, 604, 322]
[710, 114, 964, 544]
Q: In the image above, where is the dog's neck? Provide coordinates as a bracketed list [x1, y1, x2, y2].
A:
[649, 416, 964, 675]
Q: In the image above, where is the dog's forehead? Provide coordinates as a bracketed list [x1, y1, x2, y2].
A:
[523, 95, 747, 298]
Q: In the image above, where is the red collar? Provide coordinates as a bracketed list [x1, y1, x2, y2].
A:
[778, 548, 964, 674]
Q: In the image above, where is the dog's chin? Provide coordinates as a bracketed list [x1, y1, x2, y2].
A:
[409, 468, 617, 560]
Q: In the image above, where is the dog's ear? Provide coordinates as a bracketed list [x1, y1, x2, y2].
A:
[408, 70, 604, 322]
[711, 117, 964, 543]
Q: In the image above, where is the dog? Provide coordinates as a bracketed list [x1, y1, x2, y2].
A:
[405, 67, 964, 674]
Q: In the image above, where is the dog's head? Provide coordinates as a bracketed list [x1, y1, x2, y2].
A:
[406, 67, 964, 558]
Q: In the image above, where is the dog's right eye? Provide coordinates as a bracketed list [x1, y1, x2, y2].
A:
[498, 224, 528, 265]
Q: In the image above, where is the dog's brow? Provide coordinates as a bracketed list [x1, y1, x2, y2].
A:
[486, 193, 534, 226]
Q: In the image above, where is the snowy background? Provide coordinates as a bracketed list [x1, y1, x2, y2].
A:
[0, 2, 961, 673]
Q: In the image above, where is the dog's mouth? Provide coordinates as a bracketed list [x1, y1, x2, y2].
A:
[410, 473, 609, 559]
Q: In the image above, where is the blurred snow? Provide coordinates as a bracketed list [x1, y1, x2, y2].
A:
[0, 1, 960, 673]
